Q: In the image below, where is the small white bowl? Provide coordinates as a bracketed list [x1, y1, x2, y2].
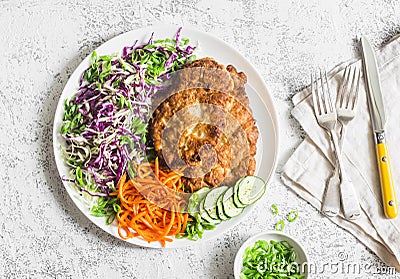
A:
[234, 231, 309, 279]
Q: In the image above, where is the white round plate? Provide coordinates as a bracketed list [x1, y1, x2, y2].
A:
[234, 231, 309, 279]
[53, 24, 279, 248]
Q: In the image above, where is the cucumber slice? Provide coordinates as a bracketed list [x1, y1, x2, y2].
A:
[187, 187, 211, 215]
[222, 187, 244, 218]
[199, 198, 221, 224]
[233, 177, 247, 208]
[216, 195, 230, 221]
[203, 186, 228, 220]
[237, 176, 266, 206]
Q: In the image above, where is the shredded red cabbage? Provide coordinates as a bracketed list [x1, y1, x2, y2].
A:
[61, 28, 196, 200]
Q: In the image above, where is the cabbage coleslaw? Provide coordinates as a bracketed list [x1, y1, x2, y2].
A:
[60, 28, 196, 224]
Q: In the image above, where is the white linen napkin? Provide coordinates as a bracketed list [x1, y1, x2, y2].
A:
[281, 35, 400, 270]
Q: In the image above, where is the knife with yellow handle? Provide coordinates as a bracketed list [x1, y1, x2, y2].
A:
[361, 36, 398, 219]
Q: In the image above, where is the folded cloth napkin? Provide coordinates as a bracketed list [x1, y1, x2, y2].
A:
[281, 35, 400, 270]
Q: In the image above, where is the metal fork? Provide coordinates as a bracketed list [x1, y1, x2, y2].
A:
[321, 66, 361, 219]
[311, 69, 361, 220]
[337, 66, 361, 147]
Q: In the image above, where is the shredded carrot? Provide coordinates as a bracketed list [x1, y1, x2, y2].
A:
[113, 160, 189, 247]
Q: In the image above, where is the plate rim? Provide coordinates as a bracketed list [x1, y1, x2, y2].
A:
[52, 23, 280, 248]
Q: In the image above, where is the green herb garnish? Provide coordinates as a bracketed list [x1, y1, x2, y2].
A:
[275, 220, 285, 231]
[271, 204, 279, 215]
[91, 197, 120, 225]
[287, 210, 299, 222]
[241, 240, 304, 279]
[61, 99, 85, 135]
[178, 213, 215, 241]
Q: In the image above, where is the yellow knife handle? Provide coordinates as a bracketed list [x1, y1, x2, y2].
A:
[376, 141, 398, 219]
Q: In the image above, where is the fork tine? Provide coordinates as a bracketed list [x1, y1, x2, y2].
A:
[338, 66, 350, 108]
[318, 69, 326, 114]
[311, 73, 320, 116]
[326, 70, 335, 112]
[346, 66, 358, 109]
[318, 71, 327, 114]
[322, 69, 334, 112]
[351, 67, 361, 110]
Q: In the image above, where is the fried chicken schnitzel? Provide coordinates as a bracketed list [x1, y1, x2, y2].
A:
[149, 58, 258, 192]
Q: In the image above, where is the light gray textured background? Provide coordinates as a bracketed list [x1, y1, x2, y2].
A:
[1, 0, 400, 278]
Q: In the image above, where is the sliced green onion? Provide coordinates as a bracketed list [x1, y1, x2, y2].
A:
[287, 209, 299, 222]
[90, 51, 98, 67]
[91, 197, 120, 225]
[271, 204, 278, 215]
[275, 220, 285, 231]
[241, 240, 304, 279]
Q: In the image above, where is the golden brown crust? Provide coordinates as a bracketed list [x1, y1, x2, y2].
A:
[149, 58, 259, 192]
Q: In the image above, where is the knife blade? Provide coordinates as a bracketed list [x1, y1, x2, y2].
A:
[361, 36, 398, 219]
